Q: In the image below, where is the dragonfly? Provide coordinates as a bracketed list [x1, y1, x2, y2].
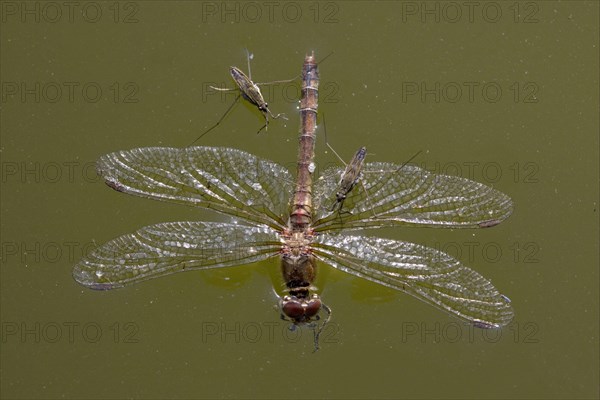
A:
[191, 50, 289, 144]
[74, 53, 514, 346]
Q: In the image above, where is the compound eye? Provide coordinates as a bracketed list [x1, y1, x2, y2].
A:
[282, 298, 304, 320]
[304, 298, 322, 318]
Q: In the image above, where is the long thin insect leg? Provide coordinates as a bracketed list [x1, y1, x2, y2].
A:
[256, 112, 268, 135]
[255, 78, 298, 86]
[256, 109, 288, 135]
[190, 93, 241, 145]
[267, 108, 288, 120]
[260, 51, 336, 86]
[322, 114, 346, 165]
[393, 149, 423, 173]
[256, 51, 335, 87]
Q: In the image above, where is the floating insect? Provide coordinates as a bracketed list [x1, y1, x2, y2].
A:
[191, 50, 290, 144]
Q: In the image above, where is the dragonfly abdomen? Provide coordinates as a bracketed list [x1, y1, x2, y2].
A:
[290, 53, 319, 231]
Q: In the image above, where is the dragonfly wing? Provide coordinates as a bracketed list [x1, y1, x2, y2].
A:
[97, 147, 292, 230]
[313, 234, 514, 328]
[74, 222, 281, 290]
[313, 162, 513, 232]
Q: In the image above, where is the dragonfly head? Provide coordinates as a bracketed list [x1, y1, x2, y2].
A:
[280, 293, 322, 323]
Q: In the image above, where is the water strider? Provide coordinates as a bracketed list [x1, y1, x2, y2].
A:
[191, 50, 289, 144]
[321, 118, 422, 215]
[329, 146, 367, 212]
[74, 53, 514, 351]
[319, 115, 369, 213]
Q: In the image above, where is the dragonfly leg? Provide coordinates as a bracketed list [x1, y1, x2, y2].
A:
[313, 303, 332, 353]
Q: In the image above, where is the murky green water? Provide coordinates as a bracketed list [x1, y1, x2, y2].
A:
[2, 1, 598, 398]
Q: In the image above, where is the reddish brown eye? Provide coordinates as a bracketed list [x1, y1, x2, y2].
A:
[282, 299, 304, 319]
[304, 298, 321, 318]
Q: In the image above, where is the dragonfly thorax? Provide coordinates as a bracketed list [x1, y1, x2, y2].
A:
[281, 229, 314, 256]
[280, 229, 317, 299]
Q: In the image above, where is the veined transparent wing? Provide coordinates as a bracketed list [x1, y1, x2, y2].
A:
[73, 222, 281, 290]
[313, 234, 513, 327]
[97, 147, 292, 230]
[313, 162, 513, 232]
